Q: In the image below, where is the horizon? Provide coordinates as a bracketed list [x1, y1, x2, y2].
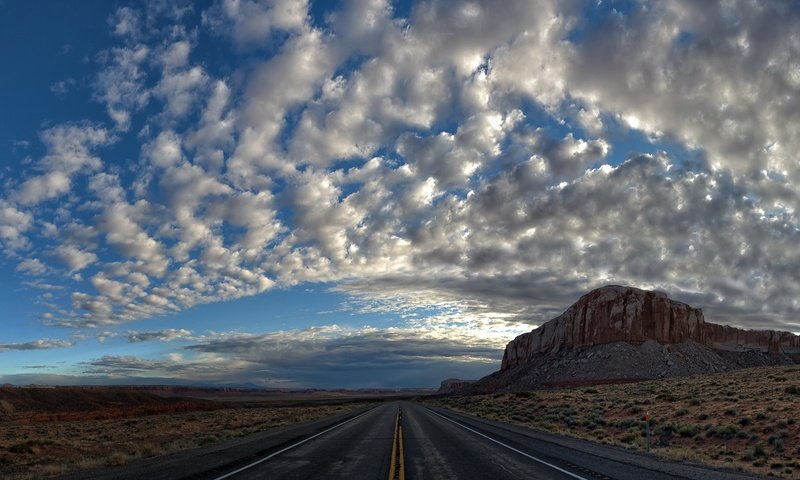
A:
[2, 0, 800, 389]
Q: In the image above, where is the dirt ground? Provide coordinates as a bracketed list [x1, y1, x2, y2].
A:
[430, 365, 800, 478]
[0, 393, 369, 479]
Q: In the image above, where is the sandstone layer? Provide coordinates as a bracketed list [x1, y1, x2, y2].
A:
[502, 285, 800, 371]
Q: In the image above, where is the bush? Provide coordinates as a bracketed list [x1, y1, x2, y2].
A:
[621, 429, 639, 443]
[771, 437, 785, 452]
[677, 424, 700, 437]
[707, 425, 740, 439]
[743, 445, 766, 461]
[739, 416, 752, 426]
[784, 385, 799, 394]
[8, 442, 33, 454]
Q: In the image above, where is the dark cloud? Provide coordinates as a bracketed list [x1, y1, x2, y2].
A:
[125, 329, 191, 342]
[0, 339, 74, 352]
[57, 327, 502, 388]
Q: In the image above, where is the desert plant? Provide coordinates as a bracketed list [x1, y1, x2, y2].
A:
[739, 416, 751, 426]
[743, 445, 766, 461]
[677, 423, 700, 438]
[771, 437, 784, 452]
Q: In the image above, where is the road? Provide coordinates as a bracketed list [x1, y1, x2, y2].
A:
[63, 400, 766, 480]
[211, 402, 397, 479]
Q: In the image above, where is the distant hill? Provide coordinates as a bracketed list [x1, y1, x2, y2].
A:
[0, 386, 217, 421]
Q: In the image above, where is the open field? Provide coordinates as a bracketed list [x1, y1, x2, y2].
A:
[0, 387, 373, 479]
[430, 365, 800, 478]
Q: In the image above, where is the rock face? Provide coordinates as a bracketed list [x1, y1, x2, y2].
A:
[502, 285, 800, 371]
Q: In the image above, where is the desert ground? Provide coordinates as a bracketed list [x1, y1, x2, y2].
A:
[430, 364, 800, 478]
[3, 366, 798, 479]
[0, 387, 373, 479]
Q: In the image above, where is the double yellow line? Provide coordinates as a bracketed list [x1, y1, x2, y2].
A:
[388, 407, 405, 480]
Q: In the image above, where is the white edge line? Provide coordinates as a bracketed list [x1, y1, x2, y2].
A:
[213, 407, 375, 480]
[427, 408, 589, 480]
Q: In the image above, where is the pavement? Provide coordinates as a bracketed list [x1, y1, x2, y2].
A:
[60, 400, 768, 479]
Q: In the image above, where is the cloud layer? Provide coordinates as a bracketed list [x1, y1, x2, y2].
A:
[3, 0, 800, 386]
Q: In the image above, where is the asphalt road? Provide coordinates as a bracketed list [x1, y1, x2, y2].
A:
[211, 402, 396, 479]
[63, 400, 767, 480]
[403, 402, 761, 480]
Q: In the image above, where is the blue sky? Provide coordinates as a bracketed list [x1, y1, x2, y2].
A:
[1, 0, 799, 388]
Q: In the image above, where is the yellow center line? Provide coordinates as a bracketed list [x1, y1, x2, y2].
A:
[388, 407, 405, 480]
[398, 422, 405, 480]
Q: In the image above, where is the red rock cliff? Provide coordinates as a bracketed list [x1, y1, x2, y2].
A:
[502, 286, 800, 370]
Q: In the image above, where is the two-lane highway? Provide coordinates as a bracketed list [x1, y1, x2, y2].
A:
[63, 400, 768, 479]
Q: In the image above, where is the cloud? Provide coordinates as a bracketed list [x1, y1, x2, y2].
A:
[93, 44, 150, 130]
[39, 123, 112, 173]
[13, 171, 72, 205]
[153, 65, 208, 121]
[109, 6, 142, 39]
[203, 0, 309, 48]
[0, 201, 33, 251]
[77, 324, 503, 387]
[53, 245, 98, 272]
[16, 258, 49, 276]
[50, 78, 76, 95]
[11, 123, 113, 205]
[125, 328, 192, 342]
[0, 339, 74, 353]
[563, 1, 800, 181]
[4, 0, 800, 367]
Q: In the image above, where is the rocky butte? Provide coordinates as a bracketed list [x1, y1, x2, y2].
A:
[472, 286, 800, 392]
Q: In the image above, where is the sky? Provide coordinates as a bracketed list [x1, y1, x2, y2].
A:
[1, 0, 799, 389]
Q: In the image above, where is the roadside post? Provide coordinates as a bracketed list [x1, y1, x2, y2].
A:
[644, 412, 650, 452]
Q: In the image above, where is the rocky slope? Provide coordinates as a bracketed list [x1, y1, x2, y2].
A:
[437, 378, 475, 394]
[471, 286, 800, 393]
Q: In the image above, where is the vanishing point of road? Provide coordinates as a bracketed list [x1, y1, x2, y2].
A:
[62, 401, 767, 480]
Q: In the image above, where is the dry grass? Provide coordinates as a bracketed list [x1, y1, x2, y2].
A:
[0, 400, 369, 479]
[430, 365, 800, 478]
